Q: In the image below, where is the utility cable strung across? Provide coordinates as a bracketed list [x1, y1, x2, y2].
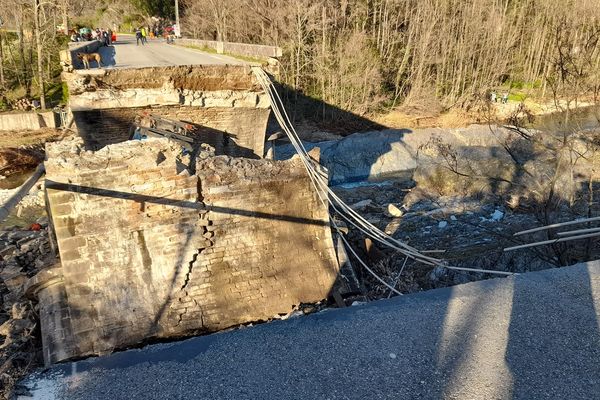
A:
[251, 67, 514, 292]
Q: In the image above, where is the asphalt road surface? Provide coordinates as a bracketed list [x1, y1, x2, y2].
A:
[87, 35, 243, 69]
[21, 261, 600, 399]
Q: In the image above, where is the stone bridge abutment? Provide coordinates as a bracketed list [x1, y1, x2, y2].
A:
[27, 63, 350, 365]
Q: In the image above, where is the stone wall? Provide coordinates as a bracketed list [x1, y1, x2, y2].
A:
[63, 65, 271, 158]
[72, 106, 269, 158]
[36, 137, 339, 364]
[0, 111, 57, 131]
[60, 40, 103, 70]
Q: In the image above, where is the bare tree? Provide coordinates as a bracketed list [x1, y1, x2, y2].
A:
[180, 0, 600, 118]
[33, 0, 45, 109]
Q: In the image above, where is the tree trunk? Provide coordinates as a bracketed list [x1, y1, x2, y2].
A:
[18, 5, 30, 97]
[0, 30, 5, 89]
[34, 0, 46, 109]
[62, 0, 69, 35]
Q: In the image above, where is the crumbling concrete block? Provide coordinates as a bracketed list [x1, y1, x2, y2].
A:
[63, 65, 271, 158]
[34, 137, 340, 364]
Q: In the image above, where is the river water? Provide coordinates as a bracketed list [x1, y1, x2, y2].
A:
[531, 105, 600, 132]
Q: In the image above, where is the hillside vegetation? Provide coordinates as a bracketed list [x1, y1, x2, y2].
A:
[1, 0, 599, 122]
[182, 0, 600, 119]
[0, 0, 168, 111]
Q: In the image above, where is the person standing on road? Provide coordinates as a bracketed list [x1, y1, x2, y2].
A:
[141, 27, 148, 44]
[102, 29, 110, 47]
[136, 28, 144, 46]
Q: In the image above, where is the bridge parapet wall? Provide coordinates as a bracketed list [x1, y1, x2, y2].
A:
[60, 40, 104, 70]
[177, 38, 282, 59]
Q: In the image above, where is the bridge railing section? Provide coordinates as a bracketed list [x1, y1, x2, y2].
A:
[176, 38, 282, 60]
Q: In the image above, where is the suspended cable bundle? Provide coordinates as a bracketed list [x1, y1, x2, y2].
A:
[251, 67, 514, 291]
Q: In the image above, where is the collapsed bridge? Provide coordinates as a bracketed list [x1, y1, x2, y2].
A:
[63, 65, 271, 158]
[27, 56, 355, 364]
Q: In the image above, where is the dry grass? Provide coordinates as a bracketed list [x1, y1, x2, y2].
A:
[0, 128, 66, 150]
[373, 97, 588, 130]
[374, 108, 481, 129]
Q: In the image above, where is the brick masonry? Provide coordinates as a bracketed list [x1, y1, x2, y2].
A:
[36, 137, 340, 364]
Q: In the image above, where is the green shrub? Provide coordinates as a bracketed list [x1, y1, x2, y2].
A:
[509, 93, 526, 102]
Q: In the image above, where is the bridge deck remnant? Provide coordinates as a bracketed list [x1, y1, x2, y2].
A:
[63, 65, 271, 158]
[65, 36, 243, 70]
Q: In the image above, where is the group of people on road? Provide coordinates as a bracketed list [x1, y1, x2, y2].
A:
[490, 91, 509, 104]
[70, 28, 115, 47]
[136, 24, 178, 45]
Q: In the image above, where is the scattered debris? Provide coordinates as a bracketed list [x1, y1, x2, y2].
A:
[0, 219, 54, 398]
[350, 199, 373, 210]
[490, 210, 505, 221]
[332, 181, 555, 298]
[0, 147, 44, 178]
[386, 203, 404, 217]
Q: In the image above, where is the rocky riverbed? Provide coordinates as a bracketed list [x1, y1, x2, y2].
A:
[282, 120, 600, 299]
[332, 180, 556, 299]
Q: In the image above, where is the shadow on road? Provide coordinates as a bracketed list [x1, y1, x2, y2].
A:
[99, 45, 116, 68]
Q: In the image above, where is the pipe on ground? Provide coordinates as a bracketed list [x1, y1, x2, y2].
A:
[0, 163, 46, 222]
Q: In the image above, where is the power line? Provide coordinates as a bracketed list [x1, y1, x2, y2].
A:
[252, 67, 514, 283]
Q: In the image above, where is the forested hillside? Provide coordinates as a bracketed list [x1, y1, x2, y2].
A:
[183, 0, 600, 116]
[0, 0, 161, 110]
[1, 0, 599, 118]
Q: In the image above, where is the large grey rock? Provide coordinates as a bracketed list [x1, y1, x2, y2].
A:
[321, 130, 417, 185]
[276, 125, 516, 185]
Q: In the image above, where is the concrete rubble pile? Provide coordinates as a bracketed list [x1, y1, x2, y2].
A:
[0, 222, 53, 298]
[0, 220, 55, 393]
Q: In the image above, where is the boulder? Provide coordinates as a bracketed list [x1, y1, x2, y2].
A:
[386, 203, 404, 217]
[321, 130, 417, 185]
